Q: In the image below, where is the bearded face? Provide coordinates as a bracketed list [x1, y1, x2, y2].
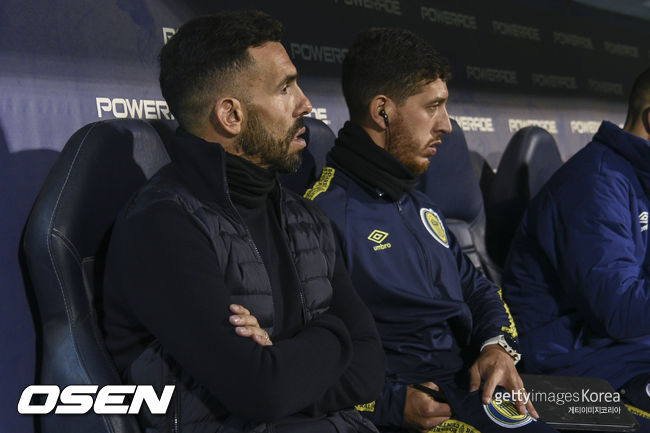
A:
[236, 104, 305, 173]
[388, 110, 432, 175]
[384, 79, 452, 175]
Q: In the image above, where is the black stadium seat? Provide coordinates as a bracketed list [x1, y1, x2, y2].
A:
[20, 117, 334, 433]
[469, 150, 495, 203]
[417, 118, 501, 283]
[22, 119, 170, 433]
[485, 126, 563, 268]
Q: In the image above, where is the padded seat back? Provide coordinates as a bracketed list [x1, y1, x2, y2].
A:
[469, 150, 495, 202]
[485, 126, 563, 267]
[22, 119, 170, 433]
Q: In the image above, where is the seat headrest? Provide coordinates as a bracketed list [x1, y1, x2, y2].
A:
[469, 150, 495, 200]
[25, 119, 170, 262]
[486, 126, 563, 266]
[491, 126, 563, 200]
[417, 118, 483, 223]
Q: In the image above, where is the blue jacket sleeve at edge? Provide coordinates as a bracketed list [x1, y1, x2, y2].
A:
[549, 173, 650, 339]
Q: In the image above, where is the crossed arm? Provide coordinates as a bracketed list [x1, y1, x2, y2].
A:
[106, 201, 384, 422]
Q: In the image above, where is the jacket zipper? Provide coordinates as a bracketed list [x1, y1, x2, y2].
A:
[219, 160, 284, 431]
[173, 386, 180, 433]
[221, 170, 308, 327]
[169, 375, 179, 433]
[222, 173, 266, 271]
[278, 184, 308, 325]
[277, 188, 309, 323]
[396, 201, 434, 288]
[288, 256, 309, 324]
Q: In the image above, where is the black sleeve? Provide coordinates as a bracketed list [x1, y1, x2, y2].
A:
[301, 243, 387, 416]
[105, 201, 354, 423]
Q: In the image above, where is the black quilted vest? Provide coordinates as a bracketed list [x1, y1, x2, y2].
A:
[122, 138, 336, 433]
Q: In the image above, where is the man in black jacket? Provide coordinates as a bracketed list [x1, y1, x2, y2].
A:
[102, 10, 385, 433]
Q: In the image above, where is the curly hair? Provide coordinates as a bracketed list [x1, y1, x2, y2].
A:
[342, 28, 451, 121]
[159, 10, 282, 131]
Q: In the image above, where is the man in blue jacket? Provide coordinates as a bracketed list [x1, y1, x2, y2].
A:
[503, 68, 650, 427]
[307, 28, 556, 433]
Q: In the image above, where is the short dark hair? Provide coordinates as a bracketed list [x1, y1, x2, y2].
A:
[159, 10, 282, 131]
[342, 28, 451, 121]
[625, 67, 650, 127]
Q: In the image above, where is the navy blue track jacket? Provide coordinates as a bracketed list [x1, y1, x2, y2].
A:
[503, 121, 650, 389]
[307, 157, 519, 428]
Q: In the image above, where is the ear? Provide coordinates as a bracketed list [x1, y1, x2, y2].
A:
[643, 107, 650, 136]
[211, 97, 244, 137]
[368, 95, 393, 130]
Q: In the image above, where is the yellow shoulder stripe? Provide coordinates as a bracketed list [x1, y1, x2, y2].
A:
[304, 167, 335, 201]
[428, 419, 480, 432]
[355, 401, 375, 412]
[626, 404, 650, 419]
[497, 288, 519, 338]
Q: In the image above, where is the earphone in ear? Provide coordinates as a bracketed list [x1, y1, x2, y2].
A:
[380, 109, 389, 127]
[380, 109, 391, 151]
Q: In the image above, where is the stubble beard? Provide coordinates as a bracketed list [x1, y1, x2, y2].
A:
[388, 112, 430, 175]
[237, 107, 304, 173]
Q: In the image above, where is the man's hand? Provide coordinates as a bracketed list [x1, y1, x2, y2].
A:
[404, 381, 452, 432]
[229, 304, 273, 346]
[468, 344, 538, 418]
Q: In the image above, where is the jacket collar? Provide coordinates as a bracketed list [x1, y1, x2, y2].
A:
[169, 129, 288, 218]
[168, 128, 232, 208]
[595, 121, 650, 191]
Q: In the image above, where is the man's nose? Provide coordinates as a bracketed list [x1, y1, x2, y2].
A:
[295, 85, 313, 117]
[437, 106, 452, 134]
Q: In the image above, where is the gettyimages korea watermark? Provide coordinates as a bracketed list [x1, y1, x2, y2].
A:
[493, 388, 623, 414]
[17, 385, 175, 415]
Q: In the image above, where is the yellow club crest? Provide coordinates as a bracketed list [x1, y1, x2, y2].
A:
[420, 208, 449, 248]
[483, 398, 534, 429]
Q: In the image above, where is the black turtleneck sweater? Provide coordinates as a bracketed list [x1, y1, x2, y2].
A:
[224, 153, 301, 338]
[102, 130, 385, 427]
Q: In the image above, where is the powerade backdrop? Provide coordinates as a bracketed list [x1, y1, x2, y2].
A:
[1, 0, 648, 431]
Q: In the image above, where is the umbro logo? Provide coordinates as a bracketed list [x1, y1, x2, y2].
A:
[640, 211, 648, 232]
[368, 230, 392, 251]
